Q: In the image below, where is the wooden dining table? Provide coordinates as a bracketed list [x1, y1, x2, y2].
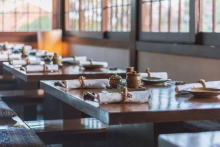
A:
[3, 62, 126, 90]
[40, 81, 220, 147]
[2, 61, 126, 121]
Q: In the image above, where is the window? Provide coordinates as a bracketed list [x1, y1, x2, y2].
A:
[65, 0, 102, 32]
[140, 0, 194, 43]
[0, 0, 53, 32]
[80, 0, 102, 31]
[105, 0, 130, 32]
[196, 0, 220, 46]
[201, 0, 220, 32]
[142, 0, 189, 33]
[64, 0, 131, 39]
[65, 0, 80, 31]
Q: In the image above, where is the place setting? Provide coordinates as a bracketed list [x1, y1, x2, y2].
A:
[80, 59, 108, 71]
[8, 52, 85, 73]
[53, 65, 180, 105]
[54, 74, 151, 104]
[175, 79, 220, 99]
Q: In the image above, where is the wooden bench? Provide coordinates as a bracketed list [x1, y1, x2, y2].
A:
[158, 131, 220, 147]
[0, 89, 44, 121]
[25, 118, 106, 145]
[184, 120, 220, 132]
[0, 75, 15, 90]
[0, 83, 15, 90]
[0, 89, 44, 104]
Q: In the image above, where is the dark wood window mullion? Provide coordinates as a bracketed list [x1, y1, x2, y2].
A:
[178, 0, 181, 32]
[27, 0, 29, 31]
[199, 0, 203, 32]
[213, 0, 216, 32]
[39, 0, 41, 30]
[127, 0, 129, 31]
[168, 0, 171, 32]
[79, 0, 81, 31]
[15, 0, 17, 32]
[102, 0, 106, 32]
[150, 1, 152, 32]
[91, 0, 93, 31]
[110, 0, 113, 31]
[101, 0, 105, 33]
[1, 0, 2, 31]
[116, 0, 118, 31]
[90, 0, 92, 31]
[121, 0, 123, 31]
[2, 0, 4, 31]
[27, 0, 28, 32]
[159, 1, 161, 32]
[96, 0, 99, 31]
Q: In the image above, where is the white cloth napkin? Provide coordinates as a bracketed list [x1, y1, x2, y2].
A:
[35, 50, 46, 56]
[0, 54, 21, 60]
[45, 52, 54, 56]
[140, 72, 168, 79]
[175, 81, 220, 93]
[23, 45, 32, 50]
[1, 50, 12, 54]
[80, 61, 108, 68]
[4, 44, 14, 49]
[97, 90, 151, 104]
[62, 56, 87, 61]
[29, 49, 38, 53]
[24, 64, 58, 72]
[11, 59, 41, 65]
[64, 79, 109, 89]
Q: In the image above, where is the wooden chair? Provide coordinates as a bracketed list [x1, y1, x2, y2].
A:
[25, 118, 106, 145]
[158, 131, 220, 147]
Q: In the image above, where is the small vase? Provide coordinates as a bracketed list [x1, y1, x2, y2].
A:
[53, 53, 62, 65]
[126, 71, 141, 89]
[21, 46, 28, 56]
[44, 56, 53, 65]
[109, 73, 122, 88]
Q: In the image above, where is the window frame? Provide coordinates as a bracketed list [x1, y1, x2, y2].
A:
[138, 0, 195, 44]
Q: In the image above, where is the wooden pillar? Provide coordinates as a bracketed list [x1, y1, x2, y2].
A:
[129, 0, 139, 70]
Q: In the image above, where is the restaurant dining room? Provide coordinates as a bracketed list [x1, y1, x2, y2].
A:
[1, 0, 220, 147]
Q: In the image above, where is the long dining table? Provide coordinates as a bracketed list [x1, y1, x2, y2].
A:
[40, 81, 220, 147]
[3, 62, 126, 90]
